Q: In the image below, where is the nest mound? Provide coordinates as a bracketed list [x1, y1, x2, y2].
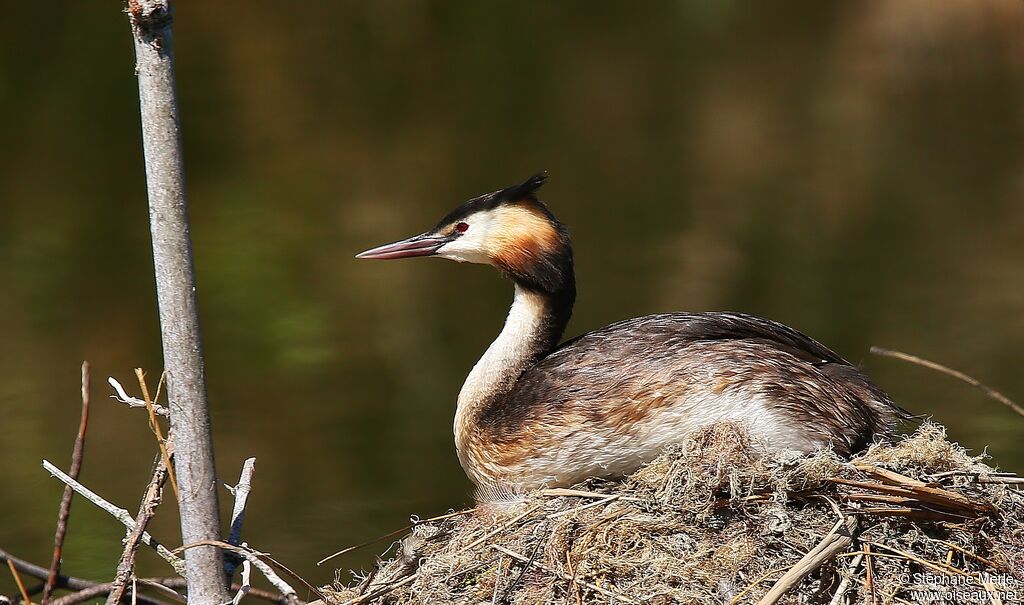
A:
[324, 422, 1023, 604]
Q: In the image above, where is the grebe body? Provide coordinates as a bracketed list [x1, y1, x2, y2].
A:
[357, 174, 905, 500]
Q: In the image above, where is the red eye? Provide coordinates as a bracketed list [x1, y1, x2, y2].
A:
[456, 222, 469, 233]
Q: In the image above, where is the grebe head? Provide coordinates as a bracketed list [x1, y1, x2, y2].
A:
[356, 173, 574, 296]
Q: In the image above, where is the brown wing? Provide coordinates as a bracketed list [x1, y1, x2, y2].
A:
[477, 312, 904, 454]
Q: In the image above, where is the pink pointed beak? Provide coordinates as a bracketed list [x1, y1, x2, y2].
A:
[355, 232, 451, 260]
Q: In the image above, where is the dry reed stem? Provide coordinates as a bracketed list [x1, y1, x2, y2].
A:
[336, 575, 416, 605]
[864, 541, 971, 577]
[135, 369, 178, 500]
[830, 474, 992, 515]
[8, 559, 34, 605]
[864, 542, 877, 605]
[871, 346, 1024, 419]
[934, 540, 1002, 571]
[491, 545, 640, 605]
[316, 510, 471, 567]
[459, 504, 543, 552]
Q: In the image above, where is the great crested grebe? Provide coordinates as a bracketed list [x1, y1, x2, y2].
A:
[357, 174, 907, 500]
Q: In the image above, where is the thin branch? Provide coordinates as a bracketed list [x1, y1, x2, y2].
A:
[315, 509, 471, 567]
[1, 548, 103, 593]
[174, 542, 299, 605]
[757, 515, 856, 605]
[40, 460, 185, 576]
[48, 585, 174, 605]
[108, 377, 169, 417]
[48, 579, 287, 605]
[224, 458, 256, 581]
[106, 456, 172, 605]
[0, 550, 291, 605]
[870, 346, 1024, 419]
[827, 552, 862, 605]
[43, 362, 92, 604]
[134, 369, 178, 499]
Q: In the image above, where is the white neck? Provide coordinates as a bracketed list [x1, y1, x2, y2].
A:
[455, 285, 550, 440]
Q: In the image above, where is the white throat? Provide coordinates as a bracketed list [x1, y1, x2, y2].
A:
[455, 285, 550, 430]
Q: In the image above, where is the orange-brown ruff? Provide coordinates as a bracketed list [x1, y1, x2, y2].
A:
[356, 174, 909, 502]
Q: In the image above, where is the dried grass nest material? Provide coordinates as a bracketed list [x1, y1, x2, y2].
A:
[323, 422, 1024, 605]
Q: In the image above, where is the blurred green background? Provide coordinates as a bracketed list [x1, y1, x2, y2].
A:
[2, 0, 1023, 599]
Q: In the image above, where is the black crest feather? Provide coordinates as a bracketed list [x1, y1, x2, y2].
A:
[435, 172, 550, 229]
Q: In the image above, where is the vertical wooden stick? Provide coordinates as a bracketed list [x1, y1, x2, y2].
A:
[125, 2, 226, 603]
[43, 362, 91, 604]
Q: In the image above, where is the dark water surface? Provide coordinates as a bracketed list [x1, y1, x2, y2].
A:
[2, 1, 1023, 597]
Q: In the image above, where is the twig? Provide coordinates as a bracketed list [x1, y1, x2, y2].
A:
[0, 552, 289, 605]
[224, 458, 256, 581]
[43, 362, 92, 604]
[864, 542, 877, 605]
[48, 584, 175, 605]
[541, 488, 642, 502]
[247, 552, 321, 602]
[152, 371, 167, 410]
[497, 524, 548, 603]
[832, 469, 993, 515]
[39, 460, 185, 576]
[173, 542, 301, 605]
[50, 579, 287, 605]
[547, 495, 619, 520]
[108, 378, 170, 417]
[847, 575, 915, 605]
[315, 509, 470, 567]
[135, 369, 178, 500]
[973, 476, 1024, 485]
[336, 574, 417, 605]
[460, 504, 543, 552]
[226, 458, 256, 548]
[727, 567, 792, 605]
[492, 553, 506, 604]
[933, 540, 1002, 571]
[983, 581, 1004, 605]
[757, 515, 857, 605]
[863, 541, 972, 577]
[106, 455, 172, 605]
[491, 545, 639, 604]
[565, 550, 581, 605]
[7, 560, 32, 605]
[222, 559, 250, 605]
[1, 548, 115, 594]
[870, 346, 1024, 419]
[827, 552, 862, 605]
